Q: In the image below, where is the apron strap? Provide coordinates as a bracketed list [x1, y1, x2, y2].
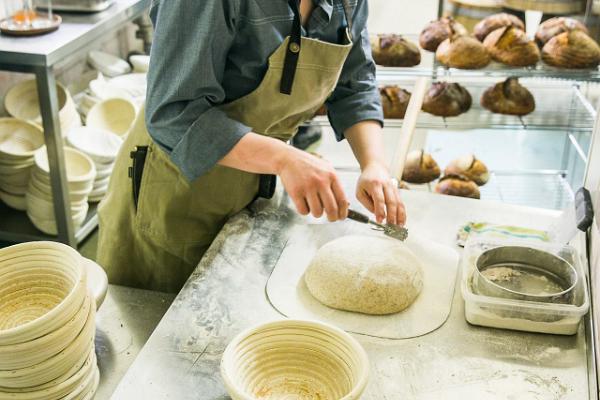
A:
[341, 0, 354, 41]
[280, 0, 302, 95]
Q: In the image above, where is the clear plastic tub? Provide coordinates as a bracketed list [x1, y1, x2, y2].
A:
[461, 238, 590, 335]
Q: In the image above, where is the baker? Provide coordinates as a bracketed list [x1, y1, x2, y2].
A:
[97, 0, 406, 293]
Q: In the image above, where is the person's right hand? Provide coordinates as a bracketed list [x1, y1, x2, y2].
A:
[277, 147, 349, 222]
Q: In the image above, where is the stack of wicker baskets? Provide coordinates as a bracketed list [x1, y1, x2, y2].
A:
[0, 242, 99, 399]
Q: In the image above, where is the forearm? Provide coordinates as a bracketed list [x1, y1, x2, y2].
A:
[345, 120, 387, 170]
[218, 132, 293, 175]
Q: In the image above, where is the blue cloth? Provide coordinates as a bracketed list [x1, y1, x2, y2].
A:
[146, 0, 383, 181]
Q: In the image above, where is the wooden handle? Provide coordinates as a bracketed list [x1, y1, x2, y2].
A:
[389, 77, 430, 182]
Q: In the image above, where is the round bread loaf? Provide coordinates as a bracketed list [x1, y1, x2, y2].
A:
[380, 86, 411, 119]
[473, 13, 525, 41]
[481, 77, 535, 116]
[483, 26, 540, 67]
[371, 34, 421, 67]
[304, 235, 424, 315]
[422, 82, 472, 117]
[419, 17, 467, 52]
[535, 17, 588, 46]
[435, 174, 481, 199]
[436, 33, 491, 69]
[402, 149, 441, 184]
[444, 154, 490, 186]
[542, 30, 600, 69]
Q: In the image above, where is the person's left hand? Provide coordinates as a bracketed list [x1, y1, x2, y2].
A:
[356, 161, 406, 225]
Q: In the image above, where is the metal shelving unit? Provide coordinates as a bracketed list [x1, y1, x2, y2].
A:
[0, 0, 149, 247]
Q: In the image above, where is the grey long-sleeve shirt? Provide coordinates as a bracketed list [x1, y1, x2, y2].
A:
[146, 0, 383, 182]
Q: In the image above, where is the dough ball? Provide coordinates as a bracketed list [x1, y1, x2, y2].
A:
[304, 235, 424, 315]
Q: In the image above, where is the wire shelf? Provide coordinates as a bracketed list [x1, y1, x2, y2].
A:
[373, 34, 600, 82]
[308, 81, 595, 132]
[404, 170, 573, 210]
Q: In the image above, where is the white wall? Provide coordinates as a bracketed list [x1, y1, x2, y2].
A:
[368, 0, 439, 34]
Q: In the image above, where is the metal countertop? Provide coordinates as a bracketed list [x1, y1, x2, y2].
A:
[0, 0, 149, 67]
[95, 285, 175, 400]
[110, 172, 594, 399]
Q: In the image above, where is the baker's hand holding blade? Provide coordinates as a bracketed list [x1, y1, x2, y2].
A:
[279, 120, 406, 226]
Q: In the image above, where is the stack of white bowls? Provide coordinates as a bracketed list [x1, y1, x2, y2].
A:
[0, 241, 99, 399]
[67, 126, 123, 202]
[26, 146, 96, 235]
[4, 79, 81, 137]
[0, 118, 44, 210]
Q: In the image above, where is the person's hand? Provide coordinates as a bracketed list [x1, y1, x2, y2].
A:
[277, 148, 349, 222]
[356, 161, 406, 225]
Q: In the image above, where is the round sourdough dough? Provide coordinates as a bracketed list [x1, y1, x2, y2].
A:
[304, 235, 424, 315]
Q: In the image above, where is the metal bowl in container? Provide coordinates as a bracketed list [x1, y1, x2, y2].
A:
[472, 246, 578, 304]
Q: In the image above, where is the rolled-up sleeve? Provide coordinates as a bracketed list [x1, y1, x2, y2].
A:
[326, 0, 384, 141]
[146, 0, 250, 182]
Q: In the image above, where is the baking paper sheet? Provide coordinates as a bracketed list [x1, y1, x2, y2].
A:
[266, 222, 459, 339]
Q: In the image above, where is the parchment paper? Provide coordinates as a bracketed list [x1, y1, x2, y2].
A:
[266, 222, 459, 339]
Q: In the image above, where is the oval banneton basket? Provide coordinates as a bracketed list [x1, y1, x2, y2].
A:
[221, 319, 369, 400]
[0, 242, 87, 346]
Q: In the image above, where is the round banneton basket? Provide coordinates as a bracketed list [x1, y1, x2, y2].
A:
[221, 320, 369, 400]
[0, 242, 87, 346]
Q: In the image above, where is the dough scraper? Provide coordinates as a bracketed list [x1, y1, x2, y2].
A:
[347, 209, 408, 241]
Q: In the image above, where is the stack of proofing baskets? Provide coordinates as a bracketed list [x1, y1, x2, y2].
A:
[0, 242, 99, 399]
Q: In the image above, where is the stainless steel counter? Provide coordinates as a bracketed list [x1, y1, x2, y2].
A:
[95, 285, 174, 400]
[110, 172, 595, 399]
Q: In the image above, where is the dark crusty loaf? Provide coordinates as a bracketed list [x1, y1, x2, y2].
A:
[483, 26, 540, 67]
[435, 174, 481, 199]
[474, 13, 525, 42]
[402, 150, 441, 184]
[419, 17, 468, 52]
[371, 34, 421, 67]
[535, 17, 588, 46]
[481, 77, 535, 116]
[436, 32, 491, 69]
[542, 30, 600, 69]
[444, 155, 490, 186]
[422, 82, 472, 117]
[380, 86, 411, 119]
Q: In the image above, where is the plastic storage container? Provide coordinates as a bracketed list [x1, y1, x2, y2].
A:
[461, 238, 590, 335]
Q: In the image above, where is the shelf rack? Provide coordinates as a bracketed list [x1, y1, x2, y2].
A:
[0, 0, 150, 247]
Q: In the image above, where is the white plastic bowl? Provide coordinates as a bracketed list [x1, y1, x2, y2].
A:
[27, 204, 88, 236]
[130, 55, 150, 73]
[30, 166, 95, 194]
[34, 146, 96, 184]
[86, 98, 136, 137]
[4, 80, 78, 137]
[0, 242, 86, 346]
[66, 126, 123, 164]
[88, 50, 132, 78]
[221, 320, 369, 400]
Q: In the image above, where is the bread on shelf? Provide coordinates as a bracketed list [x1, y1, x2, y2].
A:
[371, 34, 421, 67]
[402, 150, 441, 184]
[380, 86, 411, 119]
[435, 174, 481, 199]
[436, 32, 491, 69]
[444, 154, 490, 186]
[535, 17, 589, 46]
[542, 30, 600, 69]
[419, 17, 468, 52]
[483, 26, 540, 67]
[481, 77, 535, 116]
[422, 82, 472, 117]
[473, 13, 525, 42]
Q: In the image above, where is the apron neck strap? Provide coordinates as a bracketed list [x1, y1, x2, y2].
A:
[280, 0, 302, 95]
[341, 0, 354, 41]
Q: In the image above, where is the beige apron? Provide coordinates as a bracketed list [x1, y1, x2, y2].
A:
[97, 0, 355, 293]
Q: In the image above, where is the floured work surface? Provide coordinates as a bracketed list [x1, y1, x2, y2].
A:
[266, 221, 459, 339]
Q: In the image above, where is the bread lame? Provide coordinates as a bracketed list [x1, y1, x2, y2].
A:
[347, 209, 409, 241]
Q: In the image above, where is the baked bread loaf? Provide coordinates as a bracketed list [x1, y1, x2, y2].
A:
[380, 86, 411, 119]
[483, 26, 540, 67]
[444, 155, 490, 186]
[542, 30, 600, 69]
[481, 77, 535, 116]
[435, 174, 481, 199]
[436, 33, 491, 69]
[304, 235, 424, 315]
[422, 82, 472, 117]
[419, 17, 468, 52]
[402, 150, 441, 184]
[535, 17, 588, 46]
[474, 13, 525, 42]
[371, 34, 421, 67]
